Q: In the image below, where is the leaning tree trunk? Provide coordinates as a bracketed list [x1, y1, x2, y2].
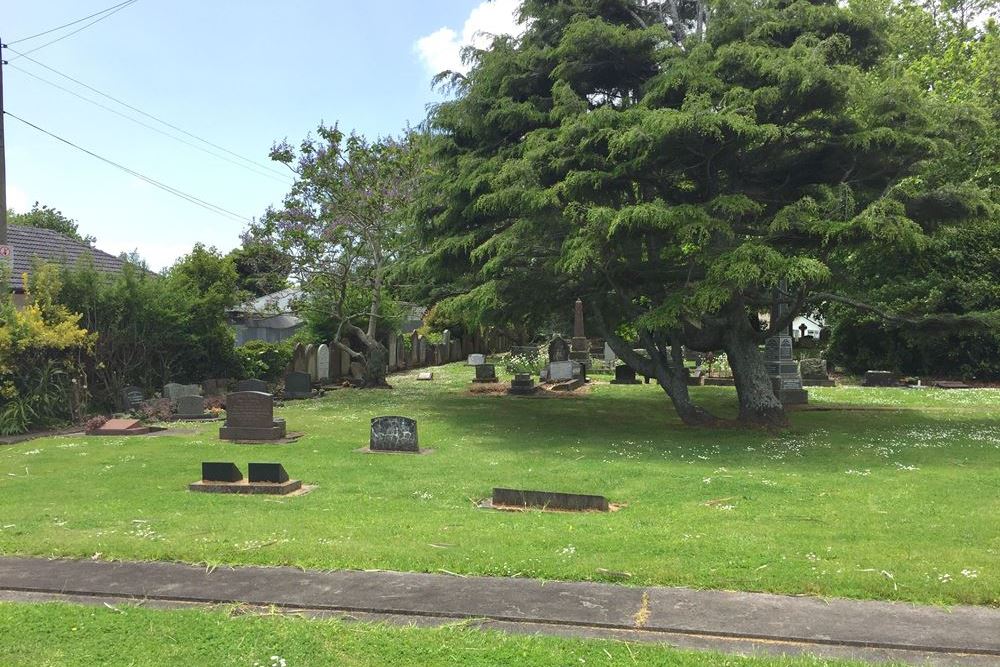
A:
[364, 341, 390, 388]
[724, 331, 787, 427]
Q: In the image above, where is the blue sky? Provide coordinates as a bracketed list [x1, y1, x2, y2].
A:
[3, 0, 521, 269]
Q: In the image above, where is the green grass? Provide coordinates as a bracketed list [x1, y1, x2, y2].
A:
[0, 602, 897, 666]
[0, 363, 997, 607]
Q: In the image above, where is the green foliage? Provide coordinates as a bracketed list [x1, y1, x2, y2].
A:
[7, 202, 95, 245]
[227, 241, 291, 298]
[235, 340, 293, 382]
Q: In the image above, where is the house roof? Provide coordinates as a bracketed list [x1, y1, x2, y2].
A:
[235, 286, 303, 316]
[5, 224, 127, 292]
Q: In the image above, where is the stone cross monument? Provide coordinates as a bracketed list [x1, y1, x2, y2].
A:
[571, 298, 590, 362]
[765, 282, 808, 405]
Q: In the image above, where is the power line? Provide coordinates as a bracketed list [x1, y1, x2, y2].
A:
[7, 1, 139, 59]
[4, 110, 252, 224]
[5, 47, 293, 180]
[8, 63, 292, 185]
[8, 0, 138, 45]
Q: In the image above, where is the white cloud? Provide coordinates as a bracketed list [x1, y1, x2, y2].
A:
[7, 183, 30, 213]
[415, 0, 524, 75]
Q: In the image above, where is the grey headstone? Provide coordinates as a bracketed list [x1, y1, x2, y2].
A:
[370, 416, 419, 452]
[177, 395, 206, 417]
[292, 343, 307, 373]
[549, 361, 574, 381]
[164, 383, 201, 401]
[548, 336, 570, 362]
[284, 371, 312, 398]
[799, 358, 829, 380]
[475, 364, 498, 382]
[305, 344, 318, 382]
[317, 344, 331, 382]
[417, 372, 434, 381]
[468, 354, 485, 366]
[219, 391, 286, 441]
[121, 386, 144, 410]
[237, 379, 268, 393]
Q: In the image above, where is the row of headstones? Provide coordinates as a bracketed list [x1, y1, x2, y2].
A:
[287, 329, 514, 385]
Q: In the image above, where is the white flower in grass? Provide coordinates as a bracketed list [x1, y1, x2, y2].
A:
[961, 569, 979, 579]
[560, 545, 576, 555]
[938, 573, 952, 583]
[702, 477, 712, 484]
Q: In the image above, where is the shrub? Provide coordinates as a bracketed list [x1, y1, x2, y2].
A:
[135, 398, 173, 423]
[84, 415, 109, 432]
[236, 340, 293, 381]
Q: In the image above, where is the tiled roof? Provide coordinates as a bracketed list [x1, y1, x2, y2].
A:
[5, 224, 127, 292]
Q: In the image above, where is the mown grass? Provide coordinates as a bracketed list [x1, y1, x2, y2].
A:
[0, 363, 997, 606]
[0, 602, 899, 667]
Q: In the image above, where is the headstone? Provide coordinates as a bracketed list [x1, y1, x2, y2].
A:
[370, 416, 419, 452]
[219, 391, 287, 441]
[764, 283, 808, 405]
[468, 353, 486, 366]
[202, 378, 230, 397]
[292, 343, 307, 373]
[410, 331, 420, 366]
[176, 395, 206, 418]
[202, 462, 242, 483]
[350, 361, 365, 380]
[328, 343, 340, 378]
[474, 364, 499, 383]
[248, 462, 290, 483]
[492, 488, 610, 512]
[509, 373, 536, 395]
[417, 372, 434, 381]
[305, 344, 318, 382]
[387, 338, 397, 370]
[610, 365, 640, 385]
[340, 345, 352, 377]
[317, 344, 331, 382]
[237, 378, 268, 393]
[163, 383, 201, 401]
[603, 343, 617, 366]
[864, 370, 898, 387]
[549, 361, 574, 381]
[284, 371, 313, 399]
[548, 336, 570, 363]
[121, 385, 144, 410]
[799, 358, 828, 380]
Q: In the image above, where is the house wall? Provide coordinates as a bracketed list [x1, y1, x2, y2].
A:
[233, 323, 303, 346]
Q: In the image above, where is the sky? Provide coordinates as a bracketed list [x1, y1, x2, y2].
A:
[3, 0, 523, 270]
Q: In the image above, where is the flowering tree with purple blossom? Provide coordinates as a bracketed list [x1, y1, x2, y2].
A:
[251, 124, 420, 387]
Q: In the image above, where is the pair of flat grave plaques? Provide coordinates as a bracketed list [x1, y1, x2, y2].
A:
[191, 462, 300, 495]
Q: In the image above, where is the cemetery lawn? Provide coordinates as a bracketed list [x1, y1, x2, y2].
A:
[0, 601, 894, 667]
[0, 363, 997, 608]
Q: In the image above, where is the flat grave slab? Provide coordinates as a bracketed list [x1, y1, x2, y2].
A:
[416, 372, 433, 381]
[87, 419, 152, 436]
[488, 488, 611, 512]
[931, 380, 973, 390]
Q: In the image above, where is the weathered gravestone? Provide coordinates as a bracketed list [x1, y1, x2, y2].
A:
[176, 395, 206, 418]
[292, 343, 307, 373]
[549, 361, 574, 381]
[370, 416, 419, 452]
[603, 343, 617, 366]
[202, 378, 230, 397]
[492, 488, 610, 512]
[316, 344, 331, 382]
[571, 298, 589, 359]
[548, 336, 570, 362]
[237, 378, 268, 393]
[284, 371, 313, 399]
[121, 386, 144, 411]
[474, 364, 499, 383]
[799, 358, 835, 387]
[163, 383, 201, 401]
[305, 344, 318, 382]
[219, 391, 286, 441]
[610, 365, 640, 385]
[417, 372, 434, 381]
[863, 370, 898, 387]
[387, 338, 397, 370]
[509, 373, 536, 395]
[468, 353, 486, 366]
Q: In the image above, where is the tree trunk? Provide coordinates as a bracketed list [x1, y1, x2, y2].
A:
[724, 331, 787, 427]
[364, 341, 390, 388]
[653, 362, 717, 426]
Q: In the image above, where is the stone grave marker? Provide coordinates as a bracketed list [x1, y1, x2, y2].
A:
[603, 343, 617, 365]
[317, 344, 331, 382]
[176, 395, 206, 418]
[121, 385, 144, 411]
[305, 344, 318, 382]
[610, 365, 640, 385]
[468, 353, 486, 366]
[863, 370, 898, 387]
[509, 373, 536, 395]
[190, 462, 302, 495]
[492, 488, 610, 512]
[370, 416, 419, 452]
[339, 346, 352, 377]
[164, 383, 201, 401]
[219, 391, 287, 441]
[284, 371, 313, 399]
[202, 378, 230, 397]
[799, 358, 835, 387]
[388, 337, 397, 370]
[549, 361, 574, 381]
[417, 372, 434, 381]
[548, 336, 570, 362]
[248, 462, 290, 483]
[237, 378, 268, 393]
[292, 343, 307, 373]
[89, 418, 150, 436]
[202, 462, 243, 483]
[474, 364, 499, 383]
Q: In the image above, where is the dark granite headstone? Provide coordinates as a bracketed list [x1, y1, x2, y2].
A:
[370, 416, 419, 452]
[284, 371, 313, 399]
[121, 386, 144, 410]
[864, 370, 898, 387]
[548, 336, 570, 362]
[237, 378, 268, 393]
[492, 488, 610, 512]
[248, 462, 290, 483]
[474, 364, 499, 383]
[610, 365, 640, 385]
[176, 395, 206, 417]
[219, 391, 286, 441]
[202, 462, 243, 483]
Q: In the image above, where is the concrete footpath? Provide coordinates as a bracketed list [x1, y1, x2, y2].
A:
[0, 557, 997, 666]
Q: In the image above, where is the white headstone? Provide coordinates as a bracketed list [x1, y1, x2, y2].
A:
[468, 354, 485, 366]
[317, 344, 331, 382]
[549, 361, 574, 381]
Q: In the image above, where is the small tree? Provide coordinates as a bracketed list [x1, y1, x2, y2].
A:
[255, 126, 419, 387]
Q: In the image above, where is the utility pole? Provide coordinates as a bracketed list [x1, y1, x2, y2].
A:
[0, 38, 7, 245]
